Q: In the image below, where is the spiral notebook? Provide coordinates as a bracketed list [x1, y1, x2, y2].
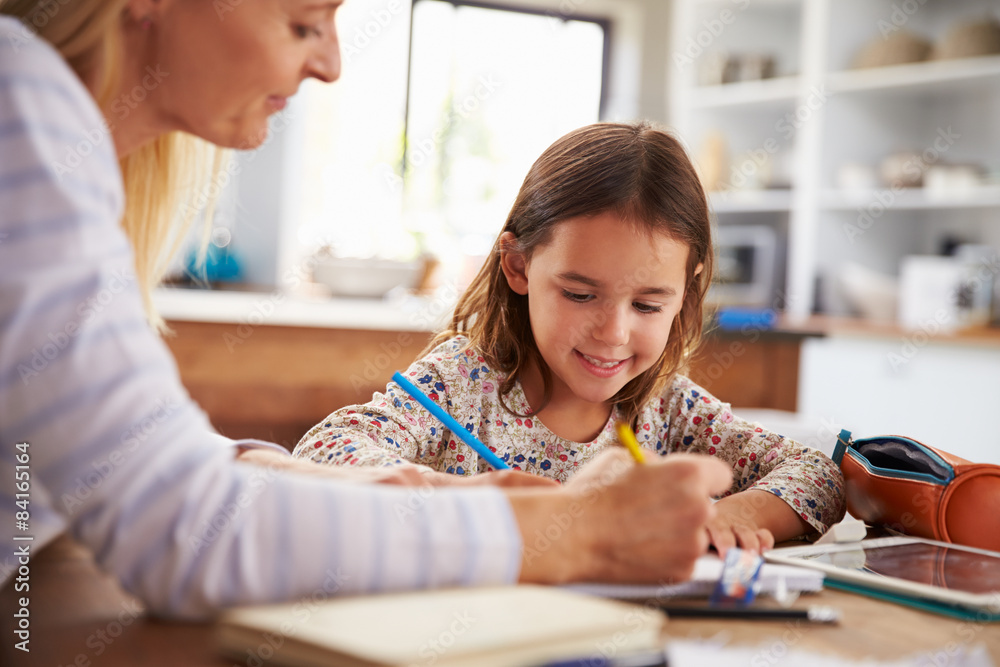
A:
[567, 554, 824, 600]
[216, 585, 665, 667]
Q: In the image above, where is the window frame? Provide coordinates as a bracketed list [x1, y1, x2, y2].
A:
[400, 0, 613, 181]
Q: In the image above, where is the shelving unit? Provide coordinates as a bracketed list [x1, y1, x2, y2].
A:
[670, 0, 1000, 321]
[669, 0, 1000, 461]
[688, 76, 800, 109]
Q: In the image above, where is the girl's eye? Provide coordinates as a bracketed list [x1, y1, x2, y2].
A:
[633, 302, 663, 314]
[561, 290, 593, 303]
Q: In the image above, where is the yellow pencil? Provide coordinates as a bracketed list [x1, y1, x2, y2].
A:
[614, 421, 646, 464]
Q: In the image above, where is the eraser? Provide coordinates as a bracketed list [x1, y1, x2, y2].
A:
[711, 547, 764, 607]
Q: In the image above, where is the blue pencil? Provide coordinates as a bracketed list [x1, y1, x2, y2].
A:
[391, 371, 510, 471]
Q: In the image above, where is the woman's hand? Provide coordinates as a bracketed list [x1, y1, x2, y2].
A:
[235, 447, 433, 485]
[508, 449, 732, 586]
[234, 447, 556, 488]
[439, 469, 560, 488]
[374, 467, 559, 488]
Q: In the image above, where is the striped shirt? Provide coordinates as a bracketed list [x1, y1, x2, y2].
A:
[0, 17, 520, 619]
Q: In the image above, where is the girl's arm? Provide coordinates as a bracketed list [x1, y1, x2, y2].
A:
[292, 343, 479, 472]
[652, 377, 846, 549]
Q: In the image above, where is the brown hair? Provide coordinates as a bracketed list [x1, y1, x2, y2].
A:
[429, 121, 713, 426]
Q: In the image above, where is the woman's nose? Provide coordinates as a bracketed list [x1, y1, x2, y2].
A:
[307, 34, 342, 83]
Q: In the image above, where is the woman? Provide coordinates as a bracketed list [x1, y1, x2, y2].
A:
[0, 0, 730, 619]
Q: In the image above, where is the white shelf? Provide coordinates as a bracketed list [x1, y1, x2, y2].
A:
[826, 55, 1000, 97]
[693, 0, 799, 6]
[688, 76, 800, 109]
[709, 189, 793, 213]
[673, 0, 1000, 321]
[820, 187, 1000, 211]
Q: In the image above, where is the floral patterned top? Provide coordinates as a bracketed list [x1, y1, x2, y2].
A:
[293, 336, 846, 533]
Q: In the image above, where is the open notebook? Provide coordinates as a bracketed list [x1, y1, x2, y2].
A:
[568, 554, 824, 599]
[216, 585, 665, 667]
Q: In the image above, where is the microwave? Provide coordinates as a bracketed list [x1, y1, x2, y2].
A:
[709, 224, 777, 307]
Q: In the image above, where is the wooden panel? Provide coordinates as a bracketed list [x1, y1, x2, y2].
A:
[687, 335, 800, 411]
[164, 321, 432, 448]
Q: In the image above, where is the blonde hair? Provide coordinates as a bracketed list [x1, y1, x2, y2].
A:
[2, 0, 225, 331]
[431, 122, 713, 427]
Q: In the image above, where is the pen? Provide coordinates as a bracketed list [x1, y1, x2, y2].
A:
[391, 371, 510, 470]
[615, 421, 646, 464]
[544, 648, 666, 667]
[658, 604, 840, 624]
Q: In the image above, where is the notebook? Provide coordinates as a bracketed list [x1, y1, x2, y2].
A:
[567, 554, 824, 600]
[215, 585, 665, 667]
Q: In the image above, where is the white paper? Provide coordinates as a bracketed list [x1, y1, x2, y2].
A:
[567, 554, 824, 600]
[666, 639, 996, 667]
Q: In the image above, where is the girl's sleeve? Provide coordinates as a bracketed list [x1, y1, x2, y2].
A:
[292, 346, 462, 470]
[655, 377, 846, 534]
[0, 26, 521, 620]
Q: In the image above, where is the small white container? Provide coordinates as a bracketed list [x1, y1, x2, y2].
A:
[898, 256, 964, 332]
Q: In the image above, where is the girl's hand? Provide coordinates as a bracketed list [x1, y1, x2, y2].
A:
[706, 489, 813, 556]
[704, 511, 775, 557]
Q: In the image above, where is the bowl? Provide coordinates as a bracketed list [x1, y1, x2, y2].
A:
[312, 257, 423, 298]
[837, 261, 899, 322]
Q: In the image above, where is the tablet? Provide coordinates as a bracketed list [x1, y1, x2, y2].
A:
[764, 536, 1000, 614]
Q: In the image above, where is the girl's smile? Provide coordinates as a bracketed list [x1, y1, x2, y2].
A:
[575, 350, 630, 377]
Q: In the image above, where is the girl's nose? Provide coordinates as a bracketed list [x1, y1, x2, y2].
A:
[592, 306, 629, 347]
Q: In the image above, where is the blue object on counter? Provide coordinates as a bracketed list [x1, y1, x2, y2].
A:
[185, 242, 244, 284]
[715, 307, 777, 331]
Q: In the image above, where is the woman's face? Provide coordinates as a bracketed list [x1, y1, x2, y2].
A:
[134, 0, 342, 149]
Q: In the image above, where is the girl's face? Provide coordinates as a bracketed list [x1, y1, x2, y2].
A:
[501, 211, 696, 415]
[124, 0, 342, 149]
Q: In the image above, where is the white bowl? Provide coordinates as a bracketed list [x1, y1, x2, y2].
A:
[837, 261, 898, 322]
[312, 257, 422, 298]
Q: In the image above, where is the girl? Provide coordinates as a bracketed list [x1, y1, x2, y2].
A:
[294, 121, 846, 552]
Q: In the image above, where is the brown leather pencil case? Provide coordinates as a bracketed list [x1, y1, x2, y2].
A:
[833, 430, 1000, 553]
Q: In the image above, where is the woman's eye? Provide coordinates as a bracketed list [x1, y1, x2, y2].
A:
[562, 290, 593, 303]
[293, 24, 321, 39]
[633, 302, 663, 314]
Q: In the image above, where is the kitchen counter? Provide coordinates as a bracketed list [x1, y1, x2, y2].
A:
[153, 286, 455, 332]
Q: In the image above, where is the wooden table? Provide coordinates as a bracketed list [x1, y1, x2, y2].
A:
[3, 535, 998, 666]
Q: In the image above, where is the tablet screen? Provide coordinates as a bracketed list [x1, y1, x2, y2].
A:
[795, 542, 1000, 595]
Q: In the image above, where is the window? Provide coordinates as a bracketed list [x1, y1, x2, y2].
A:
[294, 0, 609, 285]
